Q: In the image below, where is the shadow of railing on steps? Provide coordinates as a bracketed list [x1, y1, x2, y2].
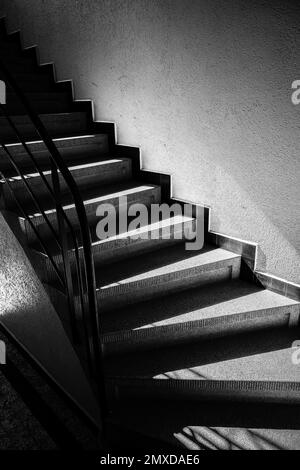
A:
[0, 57, 107, 444]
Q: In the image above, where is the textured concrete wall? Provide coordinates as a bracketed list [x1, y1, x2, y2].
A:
[0, 0, 299, 283]
[0, 212, 99, 420]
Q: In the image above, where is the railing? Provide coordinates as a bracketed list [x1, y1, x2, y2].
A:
[0, 58, 106, 442]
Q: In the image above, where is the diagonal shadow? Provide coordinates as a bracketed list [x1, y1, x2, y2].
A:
[113, 398, 300, 433]
[105, 327, 300, 378]
[103, 278, 263, 332]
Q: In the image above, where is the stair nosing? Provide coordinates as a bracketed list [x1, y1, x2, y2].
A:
[5, 158, 131, 182]
[21, 182, 161, 219]
[101, 303, 298, 342]
[97, 254, 240, 294]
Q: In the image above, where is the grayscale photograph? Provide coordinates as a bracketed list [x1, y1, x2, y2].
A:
[0, 0, 299, 458]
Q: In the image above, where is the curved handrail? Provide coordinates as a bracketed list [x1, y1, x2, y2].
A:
[0, 58, 107, 437]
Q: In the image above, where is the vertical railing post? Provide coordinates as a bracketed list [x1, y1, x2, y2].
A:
[50, 161, 79, 344]
[0, 57, 108, 446]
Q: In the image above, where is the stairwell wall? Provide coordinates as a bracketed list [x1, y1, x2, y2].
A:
[0, 0, 299, 283]
[0, 212, 99, 421]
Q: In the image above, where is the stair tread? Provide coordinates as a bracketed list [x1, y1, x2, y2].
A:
[106, 328, 300, 384]
[4, 92, 70, 112]
[0, 112, 88, 144]
[6, 91, 67, 98]
[1, 69, 48, 76]
[0, 134, 109, 175]
[4, 72, 51, 81]
[21, 181, 160, 217]
[96, 244, 240, 289]
[4, 157, 130, 182]
[3, 134, 107, 154]
[0, 56, 35, 65]
[29, 215, 194, 267]
[102, 279, 299, 335]
[172, 426, 300, 450]
[80, 214, 194, 253]
[110, 403, 300, 450]
[91, 213, 193, 246]
[0, 111, 86, 125]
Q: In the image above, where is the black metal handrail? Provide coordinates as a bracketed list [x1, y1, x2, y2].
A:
[0, 58, 106, 442]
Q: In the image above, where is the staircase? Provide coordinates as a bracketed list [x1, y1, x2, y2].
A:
[0, 18, 300, 450]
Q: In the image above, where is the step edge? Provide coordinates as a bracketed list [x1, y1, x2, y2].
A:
[97, 256, 241, 293]
[101, 304, 298, 343]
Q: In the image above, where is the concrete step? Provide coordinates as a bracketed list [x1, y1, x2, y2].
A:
[5, 91, 70, 114]
[1, 158, 132, 208]
[110, 399, 300, 450]
[0, 58, 39, 73]
[89, 214, 195, 266]
[2, 73, 53, 91]
[106, 327, 300, 405]
[95, 244, 241, 311]
[101, 279, 300, 355]
[29, 215, 196, 288]
[0, 134, 109, 175]
[0, 52, 36, 66]
[21, 181, 161, 243]
[0, 43, 27, 53]
[0, 112, 88, 143]
[172, 425, 300, 450]
[0, 40, 24, 51]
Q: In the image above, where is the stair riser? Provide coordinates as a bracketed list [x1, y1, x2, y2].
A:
[28, 221, 196, 287]
[22, 187, 161, 244]
[0, 62, 39, 74]
[98, 259, 241, 311]
[2, 160, 132, 210]
[101, 307, 297, 355]
[0, 137, 109, 174]
[5, 77, 53, 92]
[108, 381, 300, 405]
[5, 97, 70, 114]
[91, 220, 195, 266]
[0, 54, 37, 65]
[0, 113, 88, 144]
